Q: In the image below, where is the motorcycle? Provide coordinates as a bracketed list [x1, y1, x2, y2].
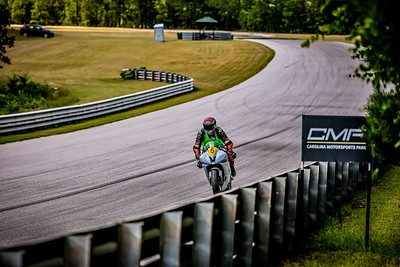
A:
[199, 140, 233, 194]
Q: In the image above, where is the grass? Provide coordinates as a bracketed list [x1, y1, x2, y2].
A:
[278, 165, 400, 266]
[0, 26, 274, 143]
[266, 32, 353, 43]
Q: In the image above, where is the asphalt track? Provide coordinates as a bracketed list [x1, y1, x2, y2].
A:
[0, 39, 373, 249]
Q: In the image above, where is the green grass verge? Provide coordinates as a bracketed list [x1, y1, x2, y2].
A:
[279, 166, 400, 267]
[0, 27, 274, 143]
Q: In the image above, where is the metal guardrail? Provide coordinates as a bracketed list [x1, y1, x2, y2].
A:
[181, 32, 232, 41]
[0, 71, 193, 134]
[0, 161, 369, 267]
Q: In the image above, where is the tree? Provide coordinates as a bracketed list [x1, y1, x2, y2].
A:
[0, 4, 15, 69]
[4, 0, 327, 32]
[307, 0, 400, 165]
[155, 0, 170, 26]
[214, 0, 241, 30]
[135, 0, 157, 28]
[63, 0, 81, 25]
[165, 0, 202, 29]
[80, 0, 107, 26]
[322, 0, 399, 92]
[238, 0, 270, 32]
[31, 0, 65, 25]
[10, 0, 34, 24]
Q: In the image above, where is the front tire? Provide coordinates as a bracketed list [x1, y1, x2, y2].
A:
[210, 169, 220, 194]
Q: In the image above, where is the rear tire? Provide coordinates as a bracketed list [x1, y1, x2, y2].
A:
[210, 169, 220, 194]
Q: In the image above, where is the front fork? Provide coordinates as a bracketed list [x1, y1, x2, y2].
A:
[204, 167, 223, 183]
[205, 167, 232, 188]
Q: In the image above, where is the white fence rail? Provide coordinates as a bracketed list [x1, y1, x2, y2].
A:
[0, 73, 193, 134]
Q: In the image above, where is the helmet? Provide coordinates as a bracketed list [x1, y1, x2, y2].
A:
[203, 117, 216, 134]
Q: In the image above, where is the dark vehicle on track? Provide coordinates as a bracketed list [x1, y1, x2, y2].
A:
[20, 24, 55, 38]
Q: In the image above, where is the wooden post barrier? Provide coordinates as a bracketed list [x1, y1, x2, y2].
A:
[159, 212, 182, 267]
[118, 223, 142, 267]
[237, 188, 256, 267]
[192, 202, 214, 267]
[64, 235, 91, 267]
[327, 162, 336, 215]
[0, 251, 24, 267]
[270, 177, 286, 262]
[300, 168, 311, 233]
[284, 172, 299, 254]
[334, 162, 343, 209]
[317, 162, 328, 222]
[254, 181, 272, 266]
[342, 162, 349, 200]
[220, 194, 238, 267]
[308, 165, 319, 229]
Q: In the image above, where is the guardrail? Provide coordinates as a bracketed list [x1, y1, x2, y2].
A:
[0, 71, 193, 134]
[0, 161, 370, 267]
[180, 32, 232, 41]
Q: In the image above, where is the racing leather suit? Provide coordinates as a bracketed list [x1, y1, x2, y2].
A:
[193, 126, 236, 176]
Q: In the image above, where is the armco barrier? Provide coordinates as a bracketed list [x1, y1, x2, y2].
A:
[0, 71, 193, 134]
[0, 161, 370, 267]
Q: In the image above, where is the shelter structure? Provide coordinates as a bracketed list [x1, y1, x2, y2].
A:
[196, 16, 218, 40]
[179, 16, 231, 41]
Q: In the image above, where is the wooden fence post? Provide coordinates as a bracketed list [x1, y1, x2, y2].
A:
[308, 165, 319, 229]
[220, 194, 238, 267]
[237, 188, 256, 267]
[0, 251, 24, 267]
[270, 176, 286, 262]
[192, 203, 214, 267]
[159, 212, 182, 267]
[284, 172, 299, 254]
[64, 235, 91, 267]
[118, 223, 142, 267]
[317, 162, 328, 223]
[254, 181, 272, 266]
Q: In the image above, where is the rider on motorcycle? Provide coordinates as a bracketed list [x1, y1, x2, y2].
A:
[193, 117, 236, 177]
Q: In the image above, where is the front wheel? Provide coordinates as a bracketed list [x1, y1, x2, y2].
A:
[210, 169, 220, 194]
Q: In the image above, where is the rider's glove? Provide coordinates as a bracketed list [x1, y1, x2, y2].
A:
[228, 150, 237, 159]
[197, 160, 203, 168]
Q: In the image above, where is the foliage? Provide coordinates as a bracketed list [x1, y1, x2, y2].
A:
[305, 0, 400, 164]
[361, 91, 400, 165]
[0, 74, 56, 114]
[320, 0, 399, 93]
[0, 3, 15, 69]
[4, 0, 323, 32]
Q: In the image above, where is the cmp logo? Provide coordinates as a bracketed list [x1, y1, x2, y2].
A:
[307, 128, 363, 142]
[306, 128, 367, 151]
[302, 115, 370, 162]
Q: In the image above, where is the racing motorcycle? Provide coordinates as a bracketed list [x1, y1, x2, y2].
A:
[199, 140, 233, 194]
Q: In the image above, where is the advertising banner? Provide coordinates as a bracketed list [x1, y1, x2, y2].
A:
[302, 115, 371, 162]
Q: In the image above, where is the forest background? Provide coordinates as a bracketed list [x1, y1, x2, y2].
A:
[2, 0, 336, 34]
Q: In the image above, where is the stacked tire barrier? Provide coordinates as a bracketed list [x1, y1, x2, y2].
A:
[0, 161, 369, 267]
[0, 71, 193, 134]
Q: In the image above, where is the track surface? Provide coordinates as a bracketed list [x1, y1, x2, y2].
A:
[0, 39, 372, 249]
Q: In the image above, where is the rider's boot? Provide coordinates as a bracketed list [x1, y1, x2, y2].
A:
[230, 162, 236, 178]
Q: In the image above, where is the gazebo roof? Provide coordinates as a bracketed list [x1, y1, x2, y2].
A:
[196, 16, 218, 23]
